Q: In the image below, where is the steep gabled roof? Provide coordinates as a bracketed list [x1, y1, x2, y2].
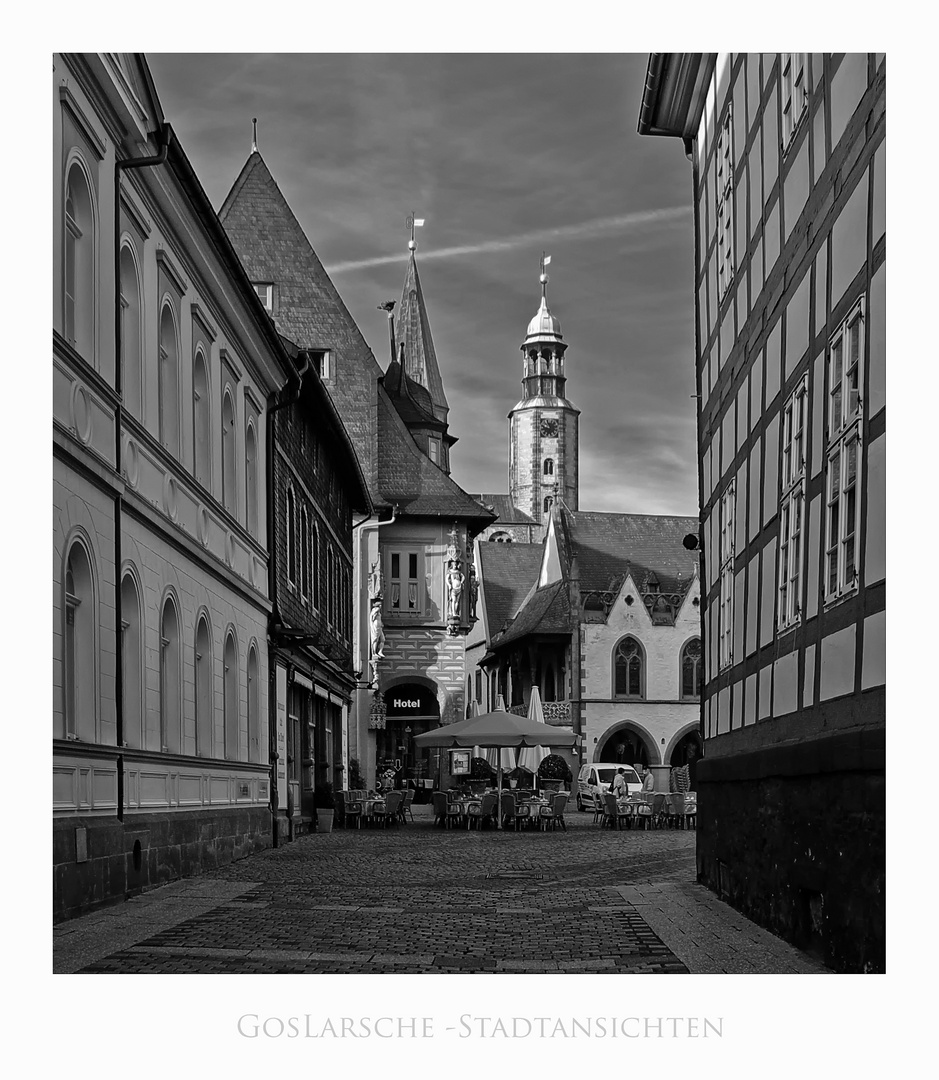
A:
[476, 542, 544, 641]
[493, 579, 572, 647]
[219, 150, 383, 486]
[565, 507, 698, 594]
[395, 252, 449, 422]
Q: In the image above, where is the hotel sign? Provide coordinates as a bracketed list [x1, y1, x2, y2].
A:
[385, 686, 438, 718]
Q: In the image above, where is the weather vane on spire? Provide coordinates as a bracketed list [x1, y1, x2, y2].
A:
[251, 118, 258, 155]
[406, 212, 425, 251]
[540, 252, 552, 298]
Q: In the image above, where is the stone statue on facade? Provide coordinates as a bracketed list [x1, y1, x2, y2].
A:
[446, 560, 465, 622]
[369, 600, 385, 660]
[468, 561, 479, 621]
[368, 559, 383, 601]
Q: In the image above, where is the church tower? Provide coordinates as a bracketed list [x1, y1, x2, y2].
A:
[509, 261, 580, 524]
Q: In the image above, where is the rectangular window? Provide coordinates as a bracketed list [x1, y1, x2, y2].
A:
[781, 53, 808, 150]
[318, 350, 332, 381]
[428, 438, 440, 465]
[778, 375, 808, 629]
[719, 481, 736, 669]
[824, 299, 864, 601]
[253, 283, 273, 312]
[716, 107, 735, 303]
[388, 549, 423, 614]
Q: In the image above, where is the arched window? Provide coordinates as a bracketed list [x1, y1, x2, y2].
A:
[63, 540, 96, 741]
[222, 389, 236, 514]
[543, 458, 555, 476]
[224, 631, 239, 760]
[489, 531, 513, 543]
[193, 351, 211, 490]
[543, 496, 554, 514]
[614, 636, 645, 698]
[64, 162, 95, 360]
[120, 242, 142, 417]
[247, 645, 260, 763]
[681, 638, 703, 699]
[245, 421, 258, 537]
[121, 572, 142, 749]
[160, 597, 181, 752]
[159, 305, 180, 454]
[286, 487, 296, 585]
[195, 615, 213, 756]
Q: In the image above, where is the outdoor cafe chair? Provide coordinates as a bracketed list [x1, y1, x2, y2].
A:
[340, 791, 364, 830]
[500, 791, 517, 829]
[513, 796, 533, 831]
[602, 792, 630, 831]
[683, 792, 697, 830]
[433, 791, 461, 829]
[539, 792, 568, 831]
[465, 797, 485, 830]
[666, 793, 685, 829]
[398, 788, 415, 823]
[651, 793, 668, 829]
[479, 792, 498, 829]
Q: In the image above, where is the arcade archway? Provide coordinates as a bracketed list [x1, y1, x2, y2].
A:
[595, 721, 659, 768]
[667, 725, 703, 790]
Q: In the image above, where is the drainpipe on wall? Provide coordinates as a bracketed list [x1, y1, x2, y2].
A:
[113, 123, 173, 822]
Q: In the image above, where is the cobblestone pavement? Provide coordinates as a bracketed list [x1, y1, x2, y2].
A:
[55, 807, 828, 974]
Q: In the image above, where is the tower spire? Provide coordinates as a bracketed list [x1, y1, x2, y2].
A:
[540, 252, 551, 299]
[251, 117, 258, 154]
[406, 211, 424, 252]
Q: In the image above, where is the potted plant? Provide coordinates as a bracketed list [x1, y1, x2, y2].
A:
[537, 754, 573, 793]
[314, 783, 335, 833]
[469, 757, 495, 792]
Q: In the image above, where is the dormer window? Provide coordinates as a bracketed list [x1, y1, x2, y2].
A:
[253, 283, 273, 312]
[428, 438, 441, 465]
[316, 350, 332, 382]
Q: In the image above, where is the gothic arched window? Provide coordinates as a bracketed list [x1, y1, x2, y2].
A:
[614, 636, 645, 698]
[224, 630, 239, 760]
[544, 458, 554, 477]
[681, 637, 702, 699]
[195, 614, 213, 757]
[543, 496, 554, 514]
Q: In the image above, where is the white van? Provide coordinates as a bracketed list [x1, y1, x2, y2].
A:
[576, 763, 642, 811]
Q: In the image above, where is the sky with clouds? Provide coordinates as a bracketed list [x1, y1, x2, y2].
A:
[148, 53, 698, 515]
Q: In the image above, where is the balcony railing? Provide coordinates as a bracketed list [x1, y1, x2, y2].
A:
[507, 700, 571, 725]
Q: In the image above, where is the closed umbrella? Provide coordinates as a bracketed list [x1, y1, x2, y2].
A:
[518, 687, 549, 785]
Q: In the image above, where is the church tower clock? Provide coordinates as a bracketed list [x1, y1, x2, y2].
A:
[508, 259, 580, 524]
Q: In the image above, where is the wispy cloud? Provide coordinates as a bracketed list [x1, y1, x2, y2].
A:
[327, 206, 691, 273]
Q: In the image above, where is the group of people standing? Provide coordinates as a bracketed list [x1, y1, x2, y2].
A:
[611, 765, 655, 798]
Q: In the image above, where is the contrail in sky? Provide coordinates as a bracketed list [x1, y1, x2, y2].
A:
[327, 206, 691, 274]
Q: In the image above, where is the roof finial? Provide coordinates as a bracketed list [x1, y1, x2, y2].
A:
[406, 212, 424, 252]
[251, 118, 258, 154]
[540, 251, 551, 299]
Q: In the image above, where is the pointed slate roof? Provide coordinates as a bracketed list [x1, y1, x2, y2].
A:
[383, 356, 443, 430]
[395, 252, 449, 423]
[219, 150, 383, 486]
[219, 150, 490, 529]
[563, 507, 698, 594]
[476, 542, 544, 641]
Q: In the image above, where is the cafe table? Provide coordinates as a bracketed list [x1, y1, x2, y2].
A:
[516, 796, 550, 830]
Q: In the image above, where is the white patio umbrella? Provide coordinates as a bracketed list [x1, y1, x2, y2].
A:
[518, 686, 549, 784]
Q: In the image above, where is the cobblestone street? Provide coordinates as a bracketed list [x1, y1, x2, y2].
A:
[54, 808, 827, 975]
